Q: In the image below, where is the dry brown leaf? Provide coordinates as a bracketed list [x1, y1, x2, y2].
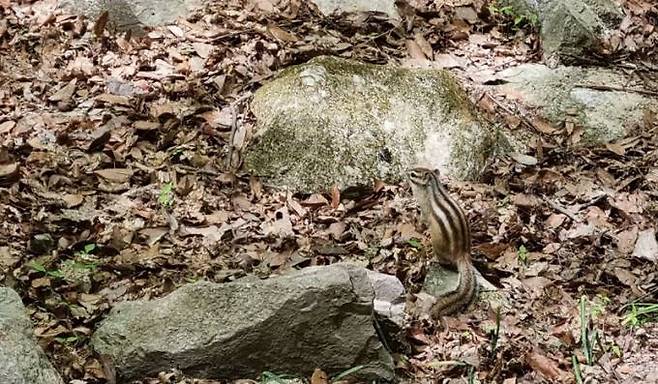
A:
[179, 225, 224, 244]
[0, 163, 19, 185]
[0, 120, 15, 134]
[512, 193, 541, 208]
[167, 25, 185, 38]
[606, 142, 625, 156]
[511, 153, 538, 166]
[474, 243, 508, 260]
[405, 39, 426, 60]
[287, 196, 307, 217]
[330, 184, 340, 209]
[373, 179, 386, 192]
[134, 121, 160, 131]
[310, 368, 328, 384]
[138, 227, 168, 246]
[67, 56, 95, 77]
[434, 53, 465, 69]
[454, 6, 478, 24]
[611, 193, 646, 215]
[526, 348, 564, 380]
[544, 214, 566, 229]
[94, 168, 133, 184]
[267, 24, 300, 42]
[414, 33, 433, 58]
[93, 11, 109, 37]
[250, 176, 263, 199]
[95, 93, 131, 106]
[31, 277, 51, 288]
[262, 207, 294, 238]
[61, 194, 84, 208]
[49, 79, 77, 102]
[532, 118, 557, 135]
[253, 0, 276, 12]
[327, 222, 346, 240]
[613, 267, 636, 287]
[192, 42, 214, 59]
[616, 226, 639, 254]
[302, 194, 328, 207]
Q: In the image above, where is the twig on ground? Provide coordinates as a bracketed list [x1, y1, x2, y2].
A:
[484, 93, 543, 133]
[225, 92, 253, 170]
[543, 196, 581, 222]
[575, 83, 658, 97]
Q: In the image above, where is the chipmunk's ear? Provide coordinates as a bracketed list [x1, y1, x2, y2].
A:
[432, 168, 441, 178]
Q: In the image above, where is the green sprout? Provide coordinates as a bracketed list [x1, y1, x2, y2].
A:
[158, 182, 174, 207]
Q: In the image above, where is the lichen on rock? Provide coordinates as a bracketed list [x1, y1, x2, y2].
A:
[245, 56, 503, 193]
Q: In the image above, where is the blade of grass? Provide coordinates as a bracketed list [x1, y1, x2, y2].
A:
[572, 355, 583, 384]
[332, 365, 365, 381]
[580, 296, 593, 365]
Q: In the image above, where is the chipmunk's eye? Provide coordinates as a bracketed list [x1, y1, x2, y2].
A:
[409, 169, 429, 184]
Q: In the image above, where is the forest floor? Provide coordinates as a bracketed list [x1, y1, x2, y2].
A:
[1, 0, 657, 383]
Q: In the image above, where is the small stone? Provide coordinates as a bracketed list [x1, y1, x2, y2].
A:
[29, 234, 55, 255]
[632, 229, 658, 262]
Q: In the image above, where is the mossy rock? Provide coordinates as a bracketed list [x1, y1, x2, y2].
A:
[245, 56, 505, 193]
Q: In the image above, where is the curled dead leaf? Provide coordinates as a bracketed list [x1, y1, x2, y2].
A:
[526, 348, 564, 380]
[310, 368, 328, 384]
[0, 162, 19, 185]
[267, 24, 299, 42]
[94, 168, 133, 184]
[49, 79, 77, 102]
[330, 185, 340, 209]
[302, 194, 328, 207]
[95, 93, 131, 106]
[93, 11, 109, 36]
[61, 194, 84, 208]
[511, 152, 538, 166]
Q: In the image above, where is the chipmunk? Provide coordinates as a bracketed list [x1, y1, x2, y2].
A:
[408, 167, 477, 318]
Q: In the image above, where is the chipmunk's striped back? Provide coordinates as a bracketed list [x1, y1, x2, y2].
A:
[408, 167, 477, 317]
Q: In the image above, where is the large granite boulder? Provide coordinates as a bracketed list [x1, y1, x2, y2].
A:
[489, 63, 658, 143]
[245, 56, 505, 193]
[92, 264, 395, 382]
[311, 0, 399, 18]
[58, 0, 201, 33]
[0, 288, 64, 384]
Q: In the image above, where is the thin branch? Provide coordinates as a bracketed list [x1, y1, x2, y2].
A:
[543, 196, 581, 223]
[575, 83, 658, 97]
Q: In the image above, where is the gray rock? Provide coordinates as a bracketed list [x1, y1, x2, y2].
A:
[0, 288, 64, 384]
[367, 270, 406, 326]
[490, 63, 658, 143]
[58, 0, 201, 33]
[497, 0, 622, 63]
[415, 264, 499, 318]
[423, 263, 496, 298]
[312, 0, 398, 18]
[92, 264, 394, 382]
[245, 56, 506, 193]
[632, 229, 658, 263]
[366, 270, 407, 353]
[28, 233, 55, 254]
[541, 0, 621, 62]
